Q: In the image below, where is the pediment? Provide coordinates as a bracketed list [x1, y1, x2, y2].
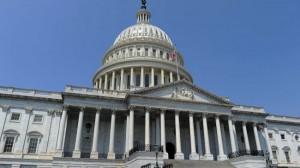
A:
[130, 80, 232, 105]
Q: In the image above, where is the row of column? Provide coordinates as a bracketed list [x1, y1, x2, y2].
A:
[55, 106, 273, 160]
[95, 67, 178, 90]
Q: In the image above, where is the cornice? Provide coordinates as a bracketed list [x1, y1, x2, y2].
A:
[62, 92, 125, 102]
[231, 110, 269, 117]
[0, 93, 62, 103]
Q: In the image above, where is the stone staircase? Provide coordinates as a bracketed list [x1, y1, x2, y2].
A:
[164, 159, 236, 168]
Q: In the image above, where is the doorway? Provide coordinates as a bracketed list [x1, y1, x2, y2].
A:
[166, 142, 176, 159]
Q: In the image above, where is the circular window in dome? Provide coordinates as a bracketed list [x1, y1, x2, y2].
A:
[295, 135, 300, 141]
[298, 146, 300, 152]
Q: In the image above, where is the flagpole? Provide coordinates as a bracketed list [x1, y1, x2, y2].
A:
[174, 44, 180, 81]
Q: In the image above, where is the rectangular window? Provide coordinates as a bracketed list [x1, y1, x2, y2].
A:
[272, 150, 277, 159]
[114, 78, 117, 90]
[268, 133, 273, 139]
[154, 75, 158, 86]
[33, 115, 43, 123]
[145, 74, 149, 87]
[28, 138, 38, 154]
[129, 49, 133, 57]
[137, 48, 141, 56]
[136, 74, 141, 87]
[166, 53, 170, 60]
[281, 134, 286, 140]
[145, 48, 148, 56]
[285, 151, 290, 163]
[127, 75, 131, 89]
[153, 49, 156, 57]
[3, 137, 14, 153]
[10, 113, 20, 121]
[160, 51, 163, 58]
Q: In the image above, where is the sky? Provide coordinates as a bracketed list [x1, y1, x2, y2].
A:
[0, 0, 299, 117]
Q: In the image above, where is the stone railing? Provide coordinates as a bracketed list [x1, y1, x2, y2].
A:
[232, 105, 265, 113]
[0, 86, 62, 99]
[65, 85, 128, 97]
[228, 150, 264, 159]
[128, 144, 163, 157]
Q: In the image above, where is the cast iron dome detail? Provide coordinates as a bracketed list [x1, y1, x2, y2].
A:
[92, 1, 193, 90]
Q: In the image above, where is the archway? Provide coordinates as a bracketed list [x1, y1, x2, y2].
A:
[166, 142, 176, 159]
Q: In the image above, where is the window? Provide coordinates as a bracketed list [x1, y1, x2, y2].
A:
[3, 137, 14, 153]
[153, 49, 156, 57]
[107, 80, 111, 90]
[298, 146, 300, 152]
[122, 50, 126, 58]
[137, 48, 141, 56]
[285, 151, 291, 163]
[295, 135, 299, 141]
[28, 138, 38, 154]
[154, 75, 158, 86]
[136, 74, 141, 87]
[10, 113, 20, 121]
[129, 49, 133, 57]
[166, 53, 170, 60]
[281, 134, 286, 140]
[160, 51, 163, 58]
[127, 75, 131, 89]
[272, 150, 277, 159]
[33, 115, 43, 123]
[145, 48, 148, 56]
[268, 133, 273, 139]
[145, 74, 149, 87]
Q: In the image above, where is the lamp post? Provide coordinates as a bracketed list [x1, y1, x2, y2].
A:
[154, 144, 159, 168]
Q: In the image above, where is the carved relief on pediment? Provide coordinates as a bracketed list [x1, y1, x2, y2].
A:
[170, 87, 195, 101]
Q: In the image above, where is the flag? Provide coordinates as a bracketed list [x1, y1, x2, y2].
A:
[170, 50, 176, 61]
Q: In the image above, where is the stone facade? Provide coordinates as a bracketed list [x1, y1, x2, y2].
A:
[0, 2, 300, 168]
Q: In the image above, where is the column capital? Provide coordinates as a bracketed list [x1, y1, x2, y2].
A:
[79, 106, 85, 111]
[55, 110, 63, 116]
[1, 106, 10, 112]
[232, 119, 237, 124]
[128, 105, 135, 111]
[111, 109, 117, 113]
[215, 114, 220, 119]
[175, 109, 181, 114]
[47, 110, 55, 116]
[25, 107, 33, 113]
[252, 122, 258, 126]
[144, 107, 151, 111]
[226, 114, 233, 120]
[96, 108, 102, 113]
[63, 104, 69, 111]
[160, 108, 166, 113]
[201, 112, 208, 118]
[189, 111, 194, 116]
[242, 121, 247, 126]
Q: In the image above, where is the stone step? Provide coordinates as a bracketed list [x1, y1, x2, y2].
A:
[164, 159, 236, 168]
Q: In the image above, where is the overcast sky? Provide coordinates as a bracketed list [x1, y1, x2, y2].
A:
[0, 0, 299, 117]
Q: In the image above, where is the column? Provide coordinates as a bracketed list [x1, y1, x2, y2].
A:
[56, 106, 68, 152]
[155, 114, 160, 145]
[151, 68, 154, 87]
[107, 109, 116, 159]
[95, 80, 99, 89]
[253, 123, 262, 151]
[228, 116, 236, 153]
[73, 106, 85, 158]
[130, 67, 134, 87]
[202, 113, 213, 160]
[145, 107, 150, 151]
[104, 74, 108, 90]
[195, 117, 203, 158]
[91, 108, 101, 159]
[232, 120, 239, 151]
[128, 106, 135, 150]
[170, 71, 173, 83]
[215, 115, 227, 160]
[263, 124, 273, 159]
[189, 112, 199, 160]
[242, 122, 250, 153]
[111, 71, 115, 90]
[125, 113, 130, 156]
[120, 69, 124, 90]
[174, 110, 184, 160]
[99, 77, 102, 89]
[161, 69, 165, 84]
[140, 67, 145, 87]
[160, 109, 168, 159]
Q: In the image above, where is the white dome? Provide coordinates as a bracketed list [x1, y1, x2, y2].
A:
[113, 23, 173, 46]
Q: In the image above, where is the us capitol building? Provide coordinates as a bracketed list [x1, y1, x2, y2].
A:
[0, 2, 299, 168]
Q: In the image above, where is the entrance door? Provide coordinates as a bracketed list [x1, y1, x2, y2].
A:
[166, 142, 176, 159]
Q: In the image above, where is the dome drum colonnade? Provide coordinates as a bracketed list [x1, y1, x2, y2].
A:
[92, 6, 192, 91]
[55, 104, 272, 160]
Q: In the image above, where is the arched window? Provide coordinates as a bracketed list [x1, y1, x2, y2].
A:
[27, 131, 43, 154]
[166, 53, 170, 60]
[154, 75, 158, 86]
[136, 74, 141, 87]
[271, 146, 278, 160]
[129, 49, 133, 57]
[127, 75, 131, 89]
[137, 48, 141, 56]
[153, 49, 156, 57]
[160, 51, 163, 58]
[145, 48, 149, 56]
[2, 129, 20, 153]
[145, 74, 149, 87]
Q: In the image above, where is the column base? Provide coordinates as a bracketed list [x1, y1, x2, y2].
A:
[199, 155, 205, 160]
[163, 152, 169, 159]
[54, 150, 63, 157]
[204, 154, 214, 160]
[90, 152, 99, 159]
[107, 152, 115, 160]
[217, 154, 228, 161]
[189, 153, 200, 160]
[175, 153, 184, 160]
[72, 150, 81, 158]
